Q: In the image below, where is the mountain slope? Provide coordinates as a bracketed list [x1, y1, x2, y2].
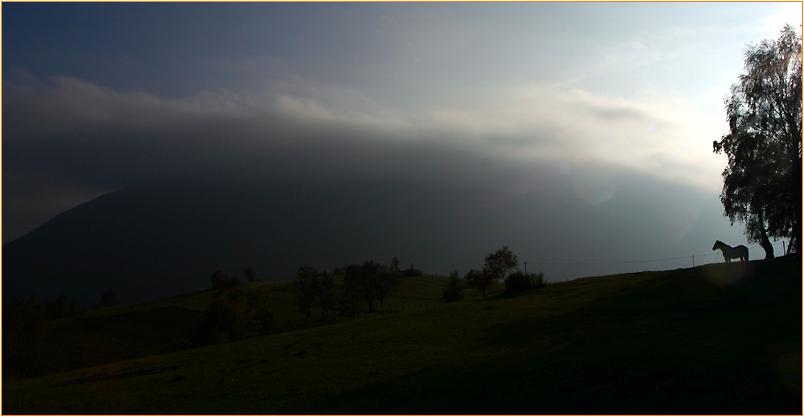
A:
[4, 175, 747, 304]
[4, 181, 467, 303]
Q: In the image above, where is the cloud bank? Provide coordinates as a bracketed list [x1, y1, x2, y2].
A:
[5, 73, 726, 244]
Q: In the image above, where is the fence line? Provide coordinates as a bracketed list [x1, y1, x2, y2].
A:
[527, 252, 718, 266]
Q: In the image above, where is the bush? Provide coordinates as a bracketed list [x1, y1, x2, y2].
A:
[442, 271, 465, 302]
[504, 271, 545, 294]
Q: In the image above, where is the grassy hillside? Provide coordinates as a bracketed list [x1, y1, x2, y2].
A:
[4, 256, 801, 414]
[3, 275, 451, 379]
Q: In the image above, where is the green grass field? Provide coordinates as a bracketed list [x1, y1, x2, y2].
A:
[4, 256, 801, 414]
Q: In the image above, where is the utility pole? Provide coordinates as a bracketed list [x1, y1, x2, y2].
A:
[783, 240, 786, 255]
[523, 261, 528, 273]
[692, 254, 695, 268]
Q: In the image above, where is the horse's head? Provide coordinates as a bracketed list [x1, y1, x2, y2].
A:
[712, 240, 723, 250]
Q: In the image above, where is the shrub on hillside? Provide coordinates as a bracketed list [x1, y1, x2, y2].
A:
[504, 271, 546, 294]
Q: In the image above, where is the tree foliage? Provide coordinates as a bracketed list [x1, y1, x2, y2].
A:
[713, 25, 802, 258]
[484, 246, 519, 282]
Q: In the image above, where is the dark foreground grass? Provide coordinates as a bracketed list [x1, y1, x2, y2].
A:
[4, 256, 800, 414]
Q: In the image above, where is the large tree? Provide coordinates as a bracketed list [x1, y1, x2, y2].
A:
[713, 25, 801, 259]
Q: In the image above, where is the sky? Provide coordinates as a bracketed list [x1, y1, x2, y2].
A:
[3, 3, 801, 277]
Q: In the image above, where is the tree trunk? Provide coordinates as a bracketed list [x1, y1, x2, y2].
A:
[760, 232, 775, 259]
[754, 207, 775, 260]
[759, 218, 775, 260]
[790, 224, 800, 254]
[791, 157, 801, 254]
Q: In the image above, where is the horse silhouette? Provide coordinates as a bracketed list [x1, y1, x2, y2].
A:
[712, 240, 749, 262]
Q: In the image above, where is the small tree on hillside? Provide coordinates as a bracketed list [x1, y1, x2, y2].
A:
[254, 306, 274, 335]
[97, 289, 117, 308]
[316, 271, 336, 320]
[49, 294, 80, 318]
[485, 246, 519, 281]
[377, 266, 399, 309]
[244, 267, 257, 283]
[464, 269, 495, 296]
[442, 271, 465, 302]
[211, 270, 239, 288]
[402, 262, 423, 277]
[358, 261, 383, 313]
[211, 270, 227, 287]
[192, 290, 251, 345]
[338, 260, 399, 315]
[295, 267, 319, 319]
[338, 265, 362, 318]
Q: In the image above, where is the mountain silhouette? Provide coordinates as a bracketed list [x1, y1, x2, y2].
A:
[4, 180, 488, 303]
[4, 175, 744, 304]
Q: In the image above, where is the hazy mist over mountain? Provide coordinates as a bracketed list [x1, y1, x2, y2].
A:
[4, 3, 798, 301]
